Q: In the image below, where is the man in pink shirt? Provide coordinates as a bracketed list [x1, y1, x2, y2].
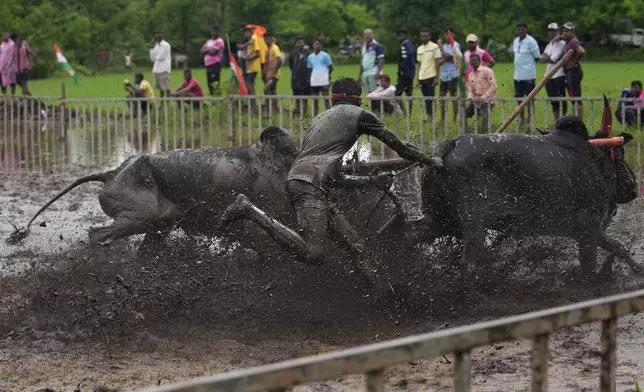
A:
[463, 34, 495, 82]
[172, 69, 205, 107]
[466, 53, 497, 129]
[200, 25, 224, 96]
[0, 32, 17, 95]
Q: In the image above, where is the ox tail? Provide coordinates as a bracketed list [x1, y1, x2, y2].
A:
[6, 172, 109, 245]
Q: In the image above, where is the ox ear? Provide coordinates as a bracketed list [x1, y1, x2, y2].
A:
[260, 126, 298, 156]
[618, 132, 634, 145]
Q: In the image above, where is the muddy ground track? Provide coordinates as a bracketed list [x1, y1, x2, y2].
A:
[1, 169, 644, 391]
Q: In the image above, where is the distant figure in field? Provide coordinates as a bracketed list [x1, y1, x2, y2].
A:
[615, 80, 644, 126]
[13, 34, 34, 96]
[368, 74, 402, 115]
[0, 32, 17, 95]
[201, 24, 225, 96]
[149, 31, 172, 97]
[289, 37, 311, 116]
[125, 50, 134, 69]
[561, 22, 585, 119]
[540, 23, 567, 119]
[307, 38, 334, 115]
[171, 69, 204, 107]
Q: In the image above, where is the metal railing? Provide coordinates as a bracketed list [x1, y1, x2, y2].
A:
[0, 95, 642, 178]
[132, 288, 644, 392]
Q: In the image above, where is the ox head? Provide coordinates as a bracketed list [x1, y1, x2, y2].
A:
[591, 96, 638, 204]
[259, 125, 298, 158]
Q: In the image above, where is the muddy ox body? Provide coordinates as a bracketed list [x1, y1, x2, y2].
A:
[419, 130, 639, 276]
[14, 126, 398, 257]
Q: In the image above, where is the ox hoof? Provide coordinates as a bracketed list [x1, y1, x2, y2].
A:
[219, 194, 252, 229]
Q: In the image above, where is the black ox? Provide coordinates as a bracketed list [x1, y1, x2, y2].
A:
[416, 114, 639, 279]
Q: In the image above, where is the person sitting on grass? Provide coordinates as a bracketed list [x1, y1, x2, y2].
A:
[615, 80, 644, 127]
[171, 69, 204, 107]
[367, 74, 402, 115]
[123, 73, 155, 117]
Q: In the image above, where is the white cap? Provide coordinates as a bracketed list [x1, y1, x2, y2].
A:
[547, 22, 559, 30]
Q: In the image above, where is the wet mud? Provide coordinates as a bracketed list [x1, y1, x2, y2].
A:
[1, 168, 644, 391]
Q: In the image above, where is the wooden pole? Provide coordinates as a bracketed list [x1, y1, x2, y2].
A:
[496, 49, 574, 134]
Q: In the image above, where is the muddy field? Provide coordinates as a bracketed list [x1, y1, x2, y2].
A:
[1, 167, 644, 392]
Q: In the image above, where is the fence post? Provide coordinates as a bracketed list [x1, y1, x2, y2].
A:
[600, 317, 617, 392]
[531, 334, 549, 392]
[365, 368, 385, 392]
[227, 96, 234, 148]
[453, 350, 471, 392]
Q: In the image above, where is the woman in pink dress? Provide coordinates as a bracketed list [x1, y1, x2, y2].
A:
[0, 32, 17, 95]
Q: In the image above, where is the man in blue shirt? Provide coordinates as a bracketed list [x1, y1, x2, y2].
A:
[510, 22, 541, 128]
[307, 39, 334, 115]
[615, 81, 644, 126]
[395, 27, 416, 113]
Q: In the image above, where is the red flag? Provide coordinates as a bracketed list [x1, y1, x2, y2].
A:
[229, 53, 248, 95]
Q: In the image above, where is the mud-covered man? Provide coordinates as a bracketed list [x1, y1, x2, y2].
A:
[219, 77, 435, 287]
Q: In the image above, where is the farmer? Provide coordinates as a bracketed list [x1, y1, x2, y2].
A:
[219, 77, 435, 287]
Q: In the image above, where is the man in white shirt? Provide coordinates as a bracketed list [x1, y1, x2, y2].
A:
[149, 31, 172, 97]
[367, 75, 402, 115]
[540, 23, 567, 119]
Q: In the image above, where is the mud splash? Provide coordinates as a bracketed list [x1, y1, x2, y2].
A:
[1, 169, 644, 391]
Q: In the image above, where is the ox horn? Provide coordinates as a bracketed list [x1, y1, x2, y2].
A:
[600, 94, 613, 137]
[589, 136, 624, 148]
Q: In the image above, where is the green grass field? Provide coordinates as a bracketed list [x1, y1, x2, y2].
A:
[28, 62, 638, 99]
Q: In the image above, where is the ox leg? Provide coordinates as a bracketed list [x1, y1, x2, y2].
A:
[598, 234, 643, 276]
[138, 231, 171, 257]
[459, 232, 486, 281]
[89, 218, 150, 248]
[577, 238, 598, 278]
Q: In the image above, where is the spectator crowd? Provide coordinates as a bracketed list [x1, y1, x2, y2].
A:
[4, 20, 644, 128]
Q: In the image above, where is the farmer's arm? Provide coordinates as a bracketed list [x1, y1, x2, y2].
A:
[358, 110, 433, 164]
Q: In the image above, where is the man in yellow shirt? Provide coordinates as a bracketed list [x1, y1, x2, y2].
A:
[415, 28, 441, 117]
[124, 73, 155, 117]
[263, 33, 282, 95]
[242, 26, 261, 95]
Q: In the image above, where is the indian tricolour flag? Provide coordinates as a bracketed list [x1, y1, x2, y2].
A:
[226, 36, 248, 96]
[54, 44, 79, 85]
[446, 29, 467, 93]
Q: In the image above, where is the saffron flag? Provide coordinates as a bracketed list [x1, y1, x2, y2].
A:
[446, 30, 466, 93]
[54, 44, 79, 85]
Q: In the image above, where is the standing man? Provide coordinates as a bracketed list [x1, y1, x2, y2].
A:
[149, 31, 172, 98]
[0, 32, 16, 96]
[263, 32, 282, 109]
[242, 26, 261, 96]
[509, 23, 541, 128]
[561, 22, 585, 119]
[359, 29, 384, 94]
[289, 37, 311, 115]
[13, 35, 34, 96]
[437, 28, 461, 123]
[201, 25, 224, 96]
[415, 28, 441, 117]
[307, 39, 333, 115]
[395, 28, 416, 113]
[466, 53, 497, 129]
[463, 34, 495, 83]
[540, 23, 567, 119]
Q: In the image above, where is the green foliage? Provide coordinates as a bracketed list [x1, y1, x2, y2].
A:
[5, 0, 644, 79]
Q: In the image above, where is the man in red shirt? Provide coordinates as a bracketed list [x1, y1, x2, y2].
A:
[561, 22, 585, 119]
[171, 69, 204, 106]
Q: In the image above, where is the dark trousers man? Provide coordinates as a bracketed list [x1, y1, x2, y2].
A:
[395, 76, 413, 113]
[206, 62, 222, 96]
[419, 77, 436, 117]
[545, 76, 567, 119]
[514, 79, 536, 127]
[292, 82, 310, 115]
